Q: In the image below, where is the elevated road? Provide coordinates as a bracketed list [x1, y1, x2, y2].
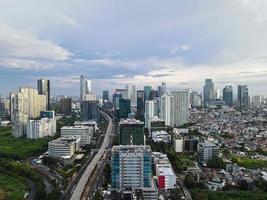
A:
[70, 111, 113, 200]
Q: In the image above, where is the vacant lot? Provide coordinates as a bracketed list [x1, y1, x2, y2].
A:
[0, 173, 26, 200]
[0, 126, 49, 159]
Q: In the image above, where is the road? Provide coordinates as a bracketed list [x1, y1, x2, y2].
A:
[176, 176, 192, 200]
[70, 111, 113, 200]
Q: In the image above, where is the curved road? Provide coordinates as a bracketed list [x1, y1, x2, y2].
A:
[70, 111, 113, 200]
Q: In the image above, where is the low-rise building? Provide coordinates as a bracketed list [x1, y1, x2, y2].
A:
[152, 130, 171, 143]
[48, 136, 80, 159]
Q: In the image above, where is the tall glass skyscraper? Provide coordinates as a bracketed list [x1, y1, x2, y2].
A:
[80, 75, 91, 102]
[37, 78, 50, 110]
[237, 85, 249, 108]
[144, 86, 152, 101]
[203, 79, 215, 107]
[137, 90, 145, 121]
[223, 85, 233, 107]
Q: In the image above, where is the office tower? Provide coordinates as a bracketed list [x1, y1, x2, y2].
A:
[215, 89, 221, 99]
[80, 75, 91, 101]
[145, 100, 158, 128]
[112, 93, 122, 109]
[158, 82, 167, 97]
[203, 79, 215, 107]
[150, 90, 159, 100]
[144, 86, 152, 101]
[10, 87, 46, 137]
[198, 142, 219, 164]
[61, 125, 94, 146]
[81, 100, 99, 121]
[115, 89, 128, 99]
[111, 145, 152, 190]
[26, 117, 56, 139]
[252, 95, 262, 107]
[48, 136, 81, 159]
[59, 97, 72, 114]
[126, 84, 136, 106]
[237, 85, 249, 108]
[223, 86, 233, 107]
[148, 117, 166, 135]
[171, 89, 189, 127]
[119, 98, 131, 119]
[84, 93, 97, 101]
[119, 118, 145, 145]
[190, 91, 202, 107]
[184, 137, 199, 153]
[37, 78, 50, 110]
[103, 90, 109, 101]
[161, 94, 174, 127]
[136, 90, 145, 121]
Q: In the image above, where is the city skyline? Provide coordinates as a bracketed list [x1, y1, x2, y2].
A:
[0, 0, 267, 96]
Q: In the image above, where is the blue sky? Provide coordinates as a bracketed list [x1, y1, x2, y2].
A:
[0, 0, 267, 96]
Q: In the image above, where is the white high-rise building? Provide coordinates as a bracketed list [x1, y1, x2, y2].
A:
[80, 75, 92, 101]
[171, 89, 189, 127]
[161, 94, 174, 127]
[10, 87, 47, 137]
[145, 100, 158, 128]
[126, 84, 136, 106]
[26, 118, 56, 139]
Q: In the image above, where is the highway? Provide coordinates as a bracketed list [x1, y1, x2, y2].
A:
[70, 111, 113, 200]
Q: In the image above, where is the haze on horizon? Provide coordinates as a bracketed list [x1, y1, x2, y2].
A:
[0, 0, 267, 96]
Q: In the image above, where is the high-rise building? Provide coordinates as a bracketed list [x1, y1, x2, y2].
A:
[252, 95, 262, 107]
[59, 97, 72, 115]
[198, 142, 219, 164]
[171, 89, 189, 127]
[115, 89, 128, 99]
[237, 85, 249, 108]
[158, 82, 167, 97]
[103, 90, 109, 101]
[203, 79, 215, 107]
[113, 93, 122, 109]
[81, 100, 99, 121]
[10, 87, 46, 137]
[136, 90, 145, 121]
[190, 91, 202, 107]
[161, 94, 174, 127]
[37, 78, 50, 110]
[80, 75, 91, 101]
[223, 86, 233, 107]
[111, 145, 152, 190]
[119, 98, 131, 119]
[145, 100, 158, 128]
[126, 84, 137, 106]
[150, 90, 159, 100]
[26, 117, 56, 139]
[119, 118, 144, 145]
[144, 86, 152, 101]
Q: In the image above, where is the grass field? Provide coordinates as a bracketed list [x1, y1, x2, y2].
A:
[0, 173, 26, 200]
[232, 156, 267, 169]
[0, 126, 49, 159]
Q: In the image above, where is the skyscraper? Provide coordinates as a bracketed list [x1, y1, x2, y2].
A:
[126, 84, 136, 106]
[59, 97, 72, 115]
[158, 82, 167, 97]
[136, 90, 145, 121]
[223, 86, 233, 107]
[111, 145, 152, 190]
[10, 87, 46, 137]
[171, 89, 189, 127]
[80, 75, 91, 101]
[37, 78, 50, 110]
[102, 90, 109, 101]
[119, 98, 131, 119]
[237, 85, 249, 108]
[144, 86, 152, 101]
[81, 100, 100, 121]
[203, 79, 215, 107]
[161, 94, 174, 127]
[190, 91, 202, 107]
[145, 100, 158, 128]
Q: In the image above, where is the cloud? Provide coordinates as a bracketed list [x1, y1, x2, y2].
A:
[56, 13, 79, 27]
[0, 23, 73, 70]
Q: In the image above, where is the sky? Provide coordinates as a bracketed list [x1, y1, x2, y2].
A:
[0, 0, 267, 96]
